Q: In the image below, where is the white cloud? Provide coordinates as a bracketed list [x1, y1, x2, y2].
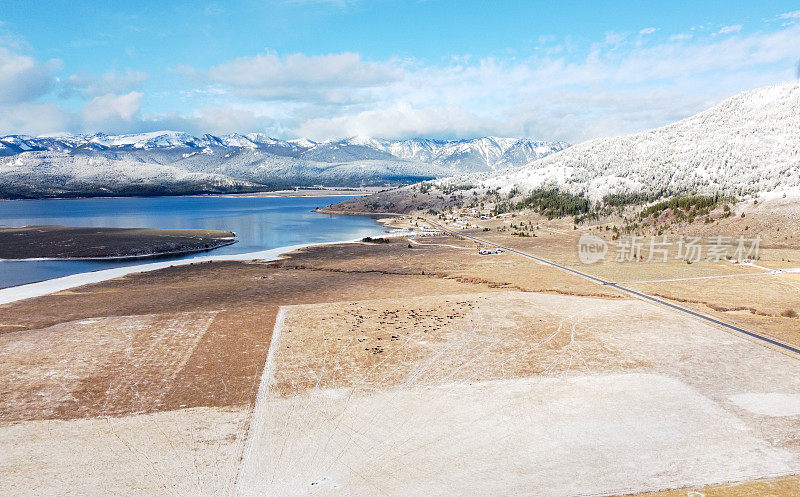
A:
[63, 70, 148, 98]
[0, 102, 71, 135]
[639, 27, 657, 35]
[2, 21, 800, 144]
[145, 106, 278, 136]
[146, 21, 800, 141]
[81, 92, 143, 131]
[778, 11, 800, 20]
[282, 23, 800, 141]
[0, 39, 152, 135]
[297, 103, 497, 140]
[0, 46, 61, 104]
[0, 37, 70, 134]
[207, 52, 403, 101]
[716, 24, 743, 35]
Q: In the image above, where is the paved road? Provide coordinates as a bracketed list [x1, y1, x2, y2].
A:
[427, 221, 800, 356]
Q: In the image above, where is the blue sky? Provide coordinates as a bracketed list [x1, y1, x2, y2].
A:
[1, 1, 799, 141]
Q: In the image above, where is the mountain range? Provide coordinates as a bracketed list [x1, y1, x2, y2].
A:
[0, 133, 568, 199]
[330, 81, 800, 215]
[446, 81, 800, 201]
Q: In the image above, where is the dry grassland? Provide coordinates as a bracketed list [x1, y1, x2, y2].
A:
[237, 291, 800, 497]
[616, 474, 800, 497]
[0, 256, 512, 423]
[438, 220, 800, 350]
[2, 218, 800, 496]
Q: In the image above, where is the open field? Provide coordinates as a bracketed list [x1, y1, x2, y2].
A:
[2, 219, 800, 495]
[0, 257, 508, 422]
[0, 225, 236, 259]
[427, 212, 800, 349]
[267, 237, 622, 298]
[237, 291, 800, 496]
[0, 407, 247, 497]
[631, 273, 800, 348]
[621, 475, 800, 496]
[0, 247, 515, 495]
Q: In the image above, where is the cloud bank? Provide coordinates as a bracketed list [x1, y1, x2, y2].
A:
[1, 16, 799, 143]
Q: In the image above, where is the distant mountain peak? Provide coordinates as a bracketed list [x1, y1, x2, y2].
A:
[436, 80, 800, 201]
[0, 131, 568, 199]
[0, 131, 570, 172]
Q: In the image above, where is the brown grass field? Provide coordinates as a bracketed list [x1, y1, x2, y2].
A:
[2, 205, 800, 496]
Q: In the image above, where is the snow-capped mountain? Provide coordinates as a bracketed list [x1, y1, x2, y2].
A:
[326, 81, 800, 216]
[0, 133, 567, 198]
[435, 81, 800, 202]
[386, 136, 569, 171]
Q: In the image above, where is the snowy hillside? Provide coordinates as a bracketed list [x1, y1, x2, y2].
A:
[0, 133, 566, 198]
[437, 81, 800, 201]
[0, 152, 257, 199]
[385, 137, 569, 172]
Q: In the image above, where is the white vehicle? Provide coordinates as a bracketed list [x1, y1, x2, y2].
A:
[479, 248, 503, 255]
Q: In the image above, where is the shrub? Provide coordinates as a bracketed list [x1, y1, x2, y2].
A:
[780, 308, 798, 318]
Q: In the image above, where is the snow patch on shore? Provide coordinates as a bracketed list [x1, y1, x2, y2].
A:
[0, 239, 359, 306]
[730, 393, 800, 417]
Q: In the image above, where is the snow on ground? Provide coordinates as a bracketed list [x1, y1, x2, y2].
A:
[0, 407, 247, 497]
[0, 134, 568, 197]
[234, 292, 800, 497]
[4, 287, 800, 496]
[236, 373, 795, 497]
[0, 311, 219, 421]
[0, 240, 357, 306]
[437, 81, 800, 200]
[730, 394, 800, 417]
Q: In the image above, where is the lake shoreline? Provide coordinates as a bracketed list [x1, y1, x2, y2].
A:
[0, 226, 237, 260]
[0, 239, 237, 262]
[0, 186, 383, 202]
[0, 194, 386, 290]
[0, 238, 367, 305]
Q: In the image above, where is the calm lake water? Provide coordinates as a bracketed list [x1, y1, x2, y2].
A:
[0, 195, 385, 289]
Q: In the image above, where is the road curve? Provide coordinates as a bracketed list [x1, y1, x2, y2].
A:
[427, 221, 800, 357]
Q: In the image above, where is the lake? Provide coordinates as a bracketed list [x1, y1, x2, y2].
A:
[0, 195, 385, 289]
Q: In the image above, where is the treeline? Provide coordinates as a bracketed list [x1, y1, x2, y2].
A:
[439, 183, 476, 195]
[602, 190, 669, 207]
[0, 182, 272, 200]
[493, 188, 590, 219]
[483, 187, 730, 226]
[638, 194, 724, 220]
